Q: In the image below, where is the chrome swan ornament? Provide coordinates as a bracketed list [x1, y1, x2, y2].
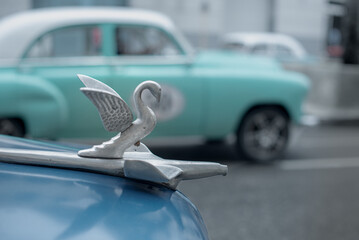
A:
[77, 74, 161, 159]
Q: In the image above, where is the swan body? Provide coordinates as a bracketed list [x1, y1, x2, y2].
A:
[77, 74, 161, 159]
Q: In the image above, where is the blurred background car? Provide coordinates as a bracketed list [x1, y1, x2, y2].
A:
[221, 32, 308, 62]
[0, 7, 309, 163]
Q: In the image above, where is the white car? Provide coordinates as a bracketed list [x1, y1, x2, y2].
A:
[222, 32, 308, 61]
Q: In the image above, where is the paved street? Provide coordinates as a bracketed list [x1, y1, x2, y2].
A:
[149, 124, 359, 240]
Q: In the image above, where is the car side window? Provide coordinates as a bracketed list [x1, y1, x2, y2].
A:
[223, 42, 246, 52]
[115, 26, 181, 56]
[251, 44, 271, 56]
[26, 26, 102, 58]
[275, 44, 294, 58]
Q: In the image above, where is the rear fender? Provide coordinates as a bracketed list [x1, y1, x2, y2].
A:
[203, 73, 309, 139]
[0, 76, 68, 138]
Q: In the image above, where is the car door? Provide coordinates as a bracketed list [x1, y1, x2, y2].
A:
[108, 24, 204, 138]
[17, 24, 113, 138]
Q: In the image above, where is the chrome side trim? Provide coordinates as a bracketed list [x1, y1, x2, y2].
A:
[107, 55, 193, 65]
[18, 55, 192, 68]
[18, 56, 110, 67]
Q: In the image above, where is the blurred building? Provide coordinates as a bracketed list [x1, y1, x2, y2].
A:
[0, 0, 30, 17]
[0, 0, 345, 57]
[131, 0, 328, 56]
[0, 0, 128, 18]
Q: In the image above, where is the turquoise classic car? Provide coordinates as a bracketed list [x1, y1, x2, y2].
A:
[0, 7, 309, 162]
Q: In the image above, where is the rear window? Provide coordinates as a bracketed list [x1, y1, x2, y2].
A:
[26, 25, 102, 58]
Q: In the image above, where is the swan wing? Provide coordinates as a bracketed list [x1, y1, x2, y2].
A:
[77, 74, 119, 97]
[80, 88, 133, 132]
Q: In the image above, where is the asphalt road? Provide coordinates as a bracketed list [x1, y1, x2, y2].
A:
[149, 124, 359, 240]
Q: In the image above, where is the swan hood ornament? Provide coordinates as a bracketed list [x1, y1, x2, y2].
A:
[0, 75, 227, 189]
[77, 74, 160, 159]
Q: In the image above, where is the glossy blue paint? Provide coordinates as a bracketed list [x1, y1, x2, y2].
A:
[0, 136, 209, 240]
[0, 134, 82, 152]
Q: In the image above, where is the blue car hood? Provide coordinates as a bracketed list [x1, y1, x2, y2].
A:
[0, 135, 208, 240]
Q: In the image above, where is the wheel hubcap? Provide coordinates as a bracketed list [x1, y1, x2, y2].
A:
[243, 110, 288, 160]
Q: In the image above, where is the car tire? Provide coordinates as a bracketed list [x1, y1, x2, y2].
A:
[0, 118, 25, 137]
[237, 107, 289, 163]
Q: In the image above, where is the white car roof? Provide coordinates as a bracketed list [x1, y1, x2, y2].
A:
[0, 7, 192, 63]
[223, 32, 307, 59]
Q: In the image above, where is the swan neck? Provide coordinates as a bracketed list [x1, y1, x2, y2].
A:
[133, 85, 148, 119]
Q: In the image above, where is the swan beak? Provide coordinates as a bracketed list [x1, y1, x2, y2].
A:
[155, 88, 161, 103]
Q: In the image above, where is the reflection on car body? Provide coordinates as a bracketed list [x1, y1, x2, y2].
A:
[0, 7, 309, 162]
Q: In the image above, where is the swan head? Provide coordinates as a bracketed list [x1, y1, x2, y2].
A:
[141, 80, 162, 102]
